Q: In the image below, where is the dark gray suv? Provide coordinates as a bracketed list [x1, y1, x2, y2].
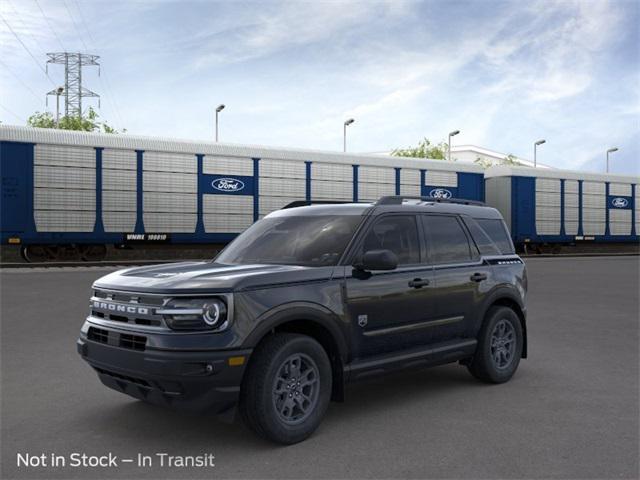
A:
[77, 196, 527, 444]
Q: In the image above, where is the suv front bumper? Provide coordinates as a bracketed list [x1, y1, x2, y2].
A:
[77, 330, 251, 415]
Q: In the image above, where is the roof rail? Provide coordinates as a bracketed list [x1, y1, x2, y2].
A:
[281, 200, 357, 209]
[375, 196, 486, 206]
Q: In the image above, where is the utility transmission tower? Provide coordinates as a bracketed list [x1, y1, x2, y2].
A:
[46, 52, 100, 118]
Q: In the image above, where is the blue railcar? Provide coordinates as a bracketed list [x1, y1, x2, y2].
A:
[0, 125, 485, 261]
[484, 165, 639, 251]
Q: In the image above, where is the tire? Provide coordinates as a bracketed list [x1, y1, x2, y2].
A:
[239, 333, 332, 444]
[467, 306, 523, 383]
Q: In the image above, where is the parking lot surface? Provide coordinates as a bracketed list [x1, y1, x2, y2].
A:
[1, 256, 638, 479]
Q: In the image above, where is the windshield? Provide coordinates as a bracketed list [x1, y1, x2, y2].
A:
[215, 215, 363, 266]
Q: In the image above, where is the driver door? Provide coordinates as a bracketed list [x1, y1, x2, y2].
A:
[343, 214, 437, 358]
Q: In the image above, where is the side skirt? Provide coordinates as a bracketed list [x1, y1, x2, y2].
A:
[344, 338, 477, 382]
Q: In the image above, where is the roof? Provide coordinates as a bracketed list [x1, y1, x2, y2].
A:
[484, 164, 639, 183]
[269, 199, 503, 220]
[0, 124, 484, 174]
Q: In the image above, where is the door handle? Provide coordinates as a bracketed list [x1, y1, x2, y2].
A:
[408, 278, 430, 289]
[470, 272, 488, 282]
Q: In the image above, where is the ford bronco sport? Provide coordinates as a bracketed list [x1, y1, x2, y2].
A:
[77, 196, 527, 444]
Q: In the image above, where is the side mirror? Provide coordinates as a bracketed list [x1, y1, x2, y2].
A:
[356, 249, 398, 271]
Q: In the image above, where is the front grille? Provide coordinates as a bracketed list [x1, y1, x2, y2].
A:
[90, 288, 167, 330]
[87, 326, 108, 344]
[87, 326, 147, 351]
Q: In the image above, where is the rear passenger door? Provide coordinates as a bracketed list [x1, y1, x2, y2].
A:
[422, 214, 492, 341]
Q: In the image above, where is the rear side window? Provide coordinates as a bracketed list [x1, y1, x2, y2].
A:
[422, 215, 474, 264]
[476, 218, 515, 254]
[463, 218, 501, 256]
[360, 215, 420, 265]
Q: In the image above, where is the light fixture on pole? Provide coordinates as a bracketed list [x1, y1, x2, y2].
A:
[533, 139, 546, 168]
[448, 130, 460, 161]
[215, 104, 225, 142]
[343, 118, 355, 152]
[606, 147, 618, 173]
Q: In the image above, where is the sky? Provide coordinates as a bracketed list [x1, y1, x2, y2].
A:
[0, 0, 638, 175]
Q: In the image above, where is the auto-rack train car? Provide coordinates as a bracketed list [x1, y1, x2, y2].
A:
[0, 125, 485, 261]
[485, 165, 639, 252]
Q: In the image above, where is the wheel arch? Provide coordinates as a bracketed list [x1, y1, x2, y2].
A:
[480, 289, 527, 358]
[242, 303, 349, 402]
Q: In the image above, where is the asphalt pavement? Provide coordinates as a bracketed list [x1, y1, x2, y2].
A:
[1, 256, 638, 479]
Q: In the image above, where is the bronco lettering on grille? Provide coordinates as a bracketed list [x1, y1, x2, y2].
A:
[91, 300, 149, 315]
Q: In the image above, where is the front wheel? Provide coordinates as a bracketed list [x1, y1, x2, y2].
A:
[239, 333, 332, 444]
[467, 306, 523, 383]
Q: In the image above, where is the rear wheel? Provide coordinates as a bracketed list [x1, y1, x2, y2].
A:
[467, 306, 523, 383]
[239, 333, 332, 444]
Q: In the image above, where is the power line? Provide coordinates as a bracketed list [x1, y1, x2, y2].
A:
[6, 0, 49, 55]
[0, 103, 23, 122]
[0, 14, 56, 86]
[71, 0, 126, 128]
[62, 0, 89, 51]
[0, 59, 43, 102]
[34, 0, 66, 52]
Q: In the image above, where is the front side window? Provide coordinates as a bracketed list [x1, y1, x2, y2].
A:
[215, 215, 362, 266]
[359, 215, 420, 265]
[422, 215, 474, 264]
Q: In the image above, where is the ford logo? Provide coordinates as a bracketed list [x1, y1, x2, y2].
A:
[429, 188, 453, 199]
[611, 197, 629, 208]
[212, 178, 245, 192]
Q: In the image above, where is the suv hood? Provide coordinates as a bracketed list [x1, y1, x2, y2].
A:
[93, 261, 336, 294]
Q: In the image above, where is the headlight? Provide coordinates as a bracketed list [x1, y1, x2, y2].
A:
[158, 298, 229, 331]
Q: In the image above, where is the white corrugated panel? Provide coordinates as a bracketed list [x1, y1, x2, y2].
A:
[204, 214, 253, 233]
[583, 209, 606, 222]
[583, 222, 605, 235]
[359, 166, 395, 184]
[565, 221, 579, 235]
[535, 191, 561, 207]
[400, 184, 421, 196]
[582, 194, 605, 208]
[103, 212, 136, 232]
[103, 191, 136, 211]
[259, 196, 300, 215]
[144, 151, 196, 173]
[359, 182, 396, 202]
[203, 194, 253, 215]
[143, 171, 197, 193]
[536, 206, 561, 221]
[144, 213, 197, 232]
[203, 156, 253, 176]
[609, 183, 632, 196]
[34, 144, 94, 168]
[103, 169, 136, 191]
[312, 163, 352, 181]
[34, 210, 95, 232]
[609, 209, 632, 235]
[311, 180, 352, 200]
[536, 178, 560, 192]
[259, 177, 305, 197]
[103, 149, 136, 170]
[583, 181, 605, 195]
[636, 188, 640, 227]
[144, 192, 197, 213]
[260, 159, 306, 179]
[400, 169, 420, 186]
[564, 206, 579, 223]
[34, 188, 95, 211]
[35, 165, 95, 190]
[425, 170, 457, 187]
[536, 221, 560, 235]
[564, 180, 579, 193]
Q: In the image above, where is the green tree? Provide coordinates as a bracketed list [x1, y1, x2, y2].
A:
[27, 107, 123, 133]
[391, 138, 450, 160]
[474, 153, 523, 169]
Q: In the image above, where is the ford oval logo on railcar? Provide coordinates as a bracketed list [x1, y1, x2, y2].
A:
[611, 197, 629, 208]
[212, 178, 245, 192]
[429, 188, 453, 199]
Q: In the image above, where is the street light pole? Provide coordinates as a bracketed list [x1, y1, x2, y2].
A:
[343, 118, 355, 152]
[55, 87, 64, 127]
[448, 130, 460, 161]
[534, 139, 546, 168]
[215, 104, 225, 142]
[606, 147, 618, 173]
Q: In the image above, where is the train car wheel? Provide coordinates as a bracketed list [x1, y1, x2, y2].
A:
[21, 245, 51, 263]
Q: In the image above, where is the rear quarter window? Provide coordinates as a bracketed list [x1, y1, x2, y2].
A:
[475, 218, 515, 255]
